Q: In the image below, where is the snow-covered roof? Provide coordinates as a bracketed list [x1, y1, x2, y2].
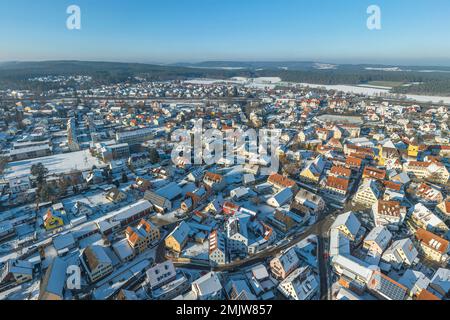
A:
[156, 182, 182, 201]
[192, 272, 223, 298]
[364, 226, 392, 251]
[330, 228, 350, 257]
[331, 212, 361, 238]
[332, 255, 375, 283]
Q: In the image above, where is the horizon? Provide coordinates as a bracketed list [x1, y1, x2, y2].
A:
[2, 59, 450, 69]
[1, 0, 450, 66]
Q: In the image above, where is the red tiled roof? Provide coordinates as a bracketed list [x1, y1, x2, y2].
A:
[204, 172, 223, 182]
[326, 176, 349, 191]
[268, 173, 296, 188]
[330, 166, 351, 178]
[363, 166, 386, 180]
[346, 156, 362, 166]
[416, 289, 441, 301]
[415, 228, 449, 254]
[383, 181, 402, 191]
[377, 200, 403, 217]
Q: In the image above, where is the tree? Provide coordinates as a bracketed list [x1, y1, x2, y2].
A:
[0, 156, 7, 174]
[31, 163, 49, 186]
[57, 177, 70, 197]
[149, 148, 160, 164]
[37, 183, 56, 203]
[121, 172, 129, 183]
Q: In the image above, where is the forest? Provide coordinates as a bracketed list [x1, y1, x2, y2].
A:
[1, 60, 450, 96]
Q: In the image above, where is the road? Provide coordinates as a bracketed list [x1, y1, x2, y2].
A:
[317, 214, 331, 300]
[172, 212, 336, 274]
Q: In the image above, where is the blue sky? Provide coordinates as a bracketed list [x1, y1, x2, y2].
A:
[1, 0, 450, 65]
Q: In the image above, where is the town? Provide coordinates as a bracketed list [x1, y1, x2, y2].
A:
[0, 75, 449, 302]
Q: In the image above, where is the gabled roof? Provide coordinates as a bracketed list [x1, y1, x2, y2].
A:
[375, 200, 404, 217]
[330, 166, 351, 178]
[167, 221, 190, 244]
[364, 226, 392, 251]
[331, 212, 361, 238]
[363, 166, 386, 180]
[82, 245, 112, 272]
[415, 228, 449, 254]
[416, 289, 440, 300]
[155, 182, 182, 201]
[204, 172, 223, 183]
[326, 176, 349, 191]
[268, 173, 296, 189]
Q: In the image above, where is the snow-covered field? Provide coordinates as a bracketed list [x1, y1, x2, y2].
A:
[297, 82, 450, 104]
[4, 150, 105, 180]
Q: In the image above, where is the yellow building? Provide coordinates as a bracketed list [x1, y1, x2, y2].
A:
[165, 221, 190, 253]
[408, 144, 419, 158]
[43, 209, 64, 231]
[299, 156, 325, 184]
[330, 212, 361, 242]
[377, 147, 385, 166]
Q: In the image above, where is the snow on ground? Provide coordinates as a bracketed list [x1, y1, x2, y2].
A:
[62, 190, 112, 214]
[297, 82, 450, 104]
[0, 280, 41, 300]
[238, 199, 276, 220]
[4, 150, 105, 180]
[182, 241, 209, 261]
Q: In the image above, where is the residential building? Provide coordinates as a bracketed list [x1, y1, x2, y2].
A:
[430, 268, 450, 298]
[278, 266, 319, 300]
[363, 226, 393, 256]
[191, 272, 224, 300]
[209, 230, 228, 266]
[372, 200, 407, 229]
[43, 209, 64, 231]
[415, 228, 449, 263]
[324, 176, 350, 197]
[270, 248, 300, 280]
[226, 216, 249, 257]
[126, 219, 160, 254]
[80, 245, 114, 283]
[116, 127, 155, 146]
[267, 173, 297, 191]
[292, 189, 325, 215]
[0, 259, 33, 285]
[39, 258, 67, 300]
[353, 179, 383, 208]
[367, 271, 407, 300]
[165, 221, 191, 253]
[330, 212, 361, 241]
[203, 172, 226, 192]
[146, 261, 177, 290]
[381, 238, 418, 269]
[409, 203, 449, 234]
[299, 156, 326, 183]
[363, 166, 386, 180]
[404, 161, 449, 184]
[267, 188, 293, 208]
[436, 199, 450, 222]
[105, 187, 127, 203]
